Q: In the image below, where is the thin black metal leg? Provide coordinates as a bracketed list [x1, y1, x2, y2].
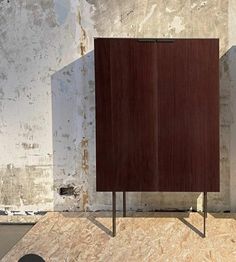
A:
[203, 192, 207, 237]
[123, 191, 126, 217]
[112, 191, 116, 237]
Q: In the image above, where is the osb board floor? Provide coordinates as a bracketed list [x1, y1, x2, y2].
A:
[2, 212, 236, 262]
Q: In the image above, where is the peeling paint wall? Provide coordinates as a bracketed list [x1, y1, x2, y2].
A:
[0, 0, 236, 213]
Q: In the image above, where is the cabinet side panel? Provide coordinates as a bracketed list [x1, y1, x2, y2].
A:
[95, 39, 114, 191]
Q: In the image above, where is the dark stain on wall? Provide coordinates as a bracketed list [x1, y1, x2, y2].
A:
[59, 186, 75, 196]
[22, 142, 39, 150]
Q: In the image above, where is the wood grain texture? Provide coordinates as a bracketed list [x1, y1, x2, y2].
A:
[3, 212, 236, 262]
[157, 39, 219, 192]
[95, 39, 158, 191]
[95, 38, 219, 192]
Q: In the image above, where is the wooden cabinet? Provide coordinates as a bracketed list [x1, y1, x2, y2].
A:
[95, 38, 219, 193]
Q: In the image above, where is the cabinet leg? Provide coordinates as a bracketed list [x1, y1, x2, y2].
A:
[123, 191, 126, 217]
[203, 192, 207, 237]
[112, 191, 116, 237]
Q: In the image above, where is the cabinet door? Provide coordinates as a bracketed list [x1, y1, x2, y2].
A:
[157, 39, 219, 192]
[95, 39, 158, 191]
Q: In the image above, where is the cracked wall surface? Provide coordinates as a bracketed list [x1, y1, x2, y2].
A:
[0, 0, 236, 213]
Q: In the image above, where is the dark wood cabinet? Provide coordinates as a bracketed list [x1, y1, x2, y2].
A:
[95, 38, 219, 193]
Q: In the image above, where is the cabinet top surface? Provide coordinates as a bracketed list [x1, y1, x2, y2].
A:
[94, 37, 219, 40]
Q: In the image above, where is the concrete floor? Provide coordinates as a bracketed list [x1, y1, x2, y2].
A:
[0, 224, 33, 260]
[1, 212, 236, 261]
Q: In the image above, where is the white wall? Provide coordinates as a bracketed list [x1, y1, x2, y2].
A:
[0, 0, 236, 213]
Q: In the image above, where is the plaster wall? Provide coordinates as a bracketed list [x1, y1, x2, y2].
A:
[0, 0, 235, 213]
